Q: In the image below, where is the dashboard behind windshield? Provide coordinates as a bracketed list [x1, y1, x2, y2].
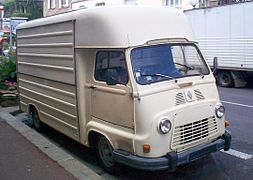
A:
[131, 44, 210, 85]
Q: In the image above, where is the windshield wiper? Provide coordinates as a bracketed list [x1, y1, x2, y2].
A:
[189, 72, 205, 79]
[174, 62, 205, 78]
[140, 73, 178, 82]
[174, 62, 194, 70]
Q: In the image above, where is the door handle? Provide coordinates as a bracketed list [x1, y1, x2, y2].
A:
[90, 85, 96, 89]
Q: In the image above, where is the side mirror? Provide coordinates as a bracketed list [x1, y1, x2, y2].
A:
[213, 57, 218, 75]
[105, 69, 119, 85]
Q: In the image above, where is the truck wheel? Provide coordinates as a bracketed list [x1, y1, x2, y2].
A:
[96, 135, 117, 173]
[217, 71, 234, 87]
[30, 107, 43, 131]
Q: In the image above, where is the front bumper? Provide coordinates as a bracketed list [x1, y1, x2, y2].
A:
[113, 131, 231, 171]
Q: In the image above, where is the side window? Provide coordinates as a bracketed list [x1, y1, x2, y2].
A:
[95, 51, 129, 85]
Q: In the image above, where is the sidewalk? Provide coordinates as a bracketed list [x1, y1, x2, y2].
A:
[0, 120, 76, 180]
[0, 106, 103, 180]
[0, 105, 19, 113]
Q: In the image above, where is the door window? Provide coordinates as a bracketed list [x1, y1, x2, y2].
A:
[95, 51, 129, 85]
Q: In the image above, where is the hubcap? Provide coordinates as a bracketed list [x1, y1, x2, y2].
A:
[98, 136, 114, 167]
[222, 74, 230, 84]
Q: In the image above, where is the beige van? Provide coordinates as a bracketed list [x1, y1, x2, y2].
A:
[17, 6, 231, 172]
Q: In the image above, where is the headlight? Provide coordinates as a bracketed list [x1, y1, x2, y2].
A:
[215, 105, 225, 118]
[159, 119, 171, 134]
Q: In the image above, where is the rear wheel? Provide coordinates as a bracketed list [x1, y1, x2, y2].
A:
[96, 135, 117, 173]
[30, 107, 43, 131]
[217, 71, 234, 87]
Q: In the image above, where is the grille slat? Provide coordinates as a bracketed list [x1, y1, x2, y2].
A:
[172, 116, 218, 150]
[173, 124, 217, 138]
[194, 89, 205, 100]
[174, 121, 217, 134]
[172, 129, 219, 146]
[176, 93, 186, 105]
[173, 126, 218, 142]
[174, 119, 211, 130]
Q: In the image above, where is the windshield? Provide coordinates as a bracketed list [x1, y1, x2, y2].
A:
[131, 44, 210, 85]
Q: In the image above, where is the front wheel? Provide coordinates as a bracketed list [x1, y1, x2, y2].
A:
[96, 135, 117, 173]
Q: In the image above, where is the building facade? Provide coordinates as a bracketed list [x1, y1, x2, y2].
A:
[44, 0, 71, 17]
[44, 0, 218, 17]
[70, 0, 203, 10]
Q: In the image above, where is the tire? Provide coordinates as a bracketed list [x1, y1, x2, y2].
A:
[96, 135, 117, 173]
[217, 71, 234, 87]
[30, 107, 43, 132]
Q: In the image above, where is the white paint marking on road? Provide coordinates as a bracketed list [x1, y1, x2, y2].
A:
[220, 149, 253, 160]
[221, 100, 253, 108]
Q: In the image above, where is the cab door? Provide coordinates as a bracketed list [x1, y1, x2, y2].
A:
[90, 50, 134, 129]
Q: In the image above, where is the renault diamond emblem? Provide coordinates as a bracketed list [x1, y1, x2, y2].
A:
[187, 91, 192, 100]
[184, 90, 194, 102]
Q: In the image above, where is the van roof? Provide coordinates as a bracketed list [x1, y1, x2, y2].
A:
[17, 6, 194, 48]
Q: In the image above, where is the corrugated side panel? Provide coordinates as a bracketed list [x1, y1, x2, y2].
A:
[17, 21, 75, 84]
[17, 21, 80, 141]
[198, 37, 253, 70]
[185, 2, 253, 70]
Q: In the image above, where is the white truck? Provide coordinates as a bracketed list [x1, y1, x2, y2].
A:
[185, 1, 253, 87]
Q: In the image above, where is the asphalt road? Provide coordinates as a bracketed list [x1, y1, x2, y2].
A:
[215, 86, 253, 179]
[16, 85, 253, 180]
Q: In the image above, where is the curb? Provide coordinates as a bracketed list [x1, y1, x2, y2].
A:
[0, 112, 103, 180]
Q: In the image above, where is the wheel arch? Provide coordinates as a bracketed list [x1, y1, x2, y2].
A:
[87, 129, 114, 149]
[86, 120, 134, 153]
[27, 103, 41, 119]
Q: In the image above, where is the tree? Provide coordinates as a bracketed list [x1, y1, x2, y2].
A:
[3, 0, 43, 20]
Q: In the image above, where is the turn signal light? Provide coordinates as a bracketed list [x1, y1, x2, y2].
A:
[225, 120, 230, 127]
[143, 144, 150, 153]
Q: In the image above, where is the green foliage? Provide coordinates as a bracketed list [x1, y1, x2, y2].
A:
[0, 56, 16, 90]
[0, 83, 7, 90]
[3, 42, 10, 50]
[12, 12, 32, 19]
[3, 0, 43, 20]
[2, 0, 16, 18]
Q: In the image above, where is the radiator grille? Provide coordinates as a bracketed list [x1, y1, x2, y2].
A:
[194, 89, 205, 101]
[172, 116, 218, 150]
[176, 93, 186, 105]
